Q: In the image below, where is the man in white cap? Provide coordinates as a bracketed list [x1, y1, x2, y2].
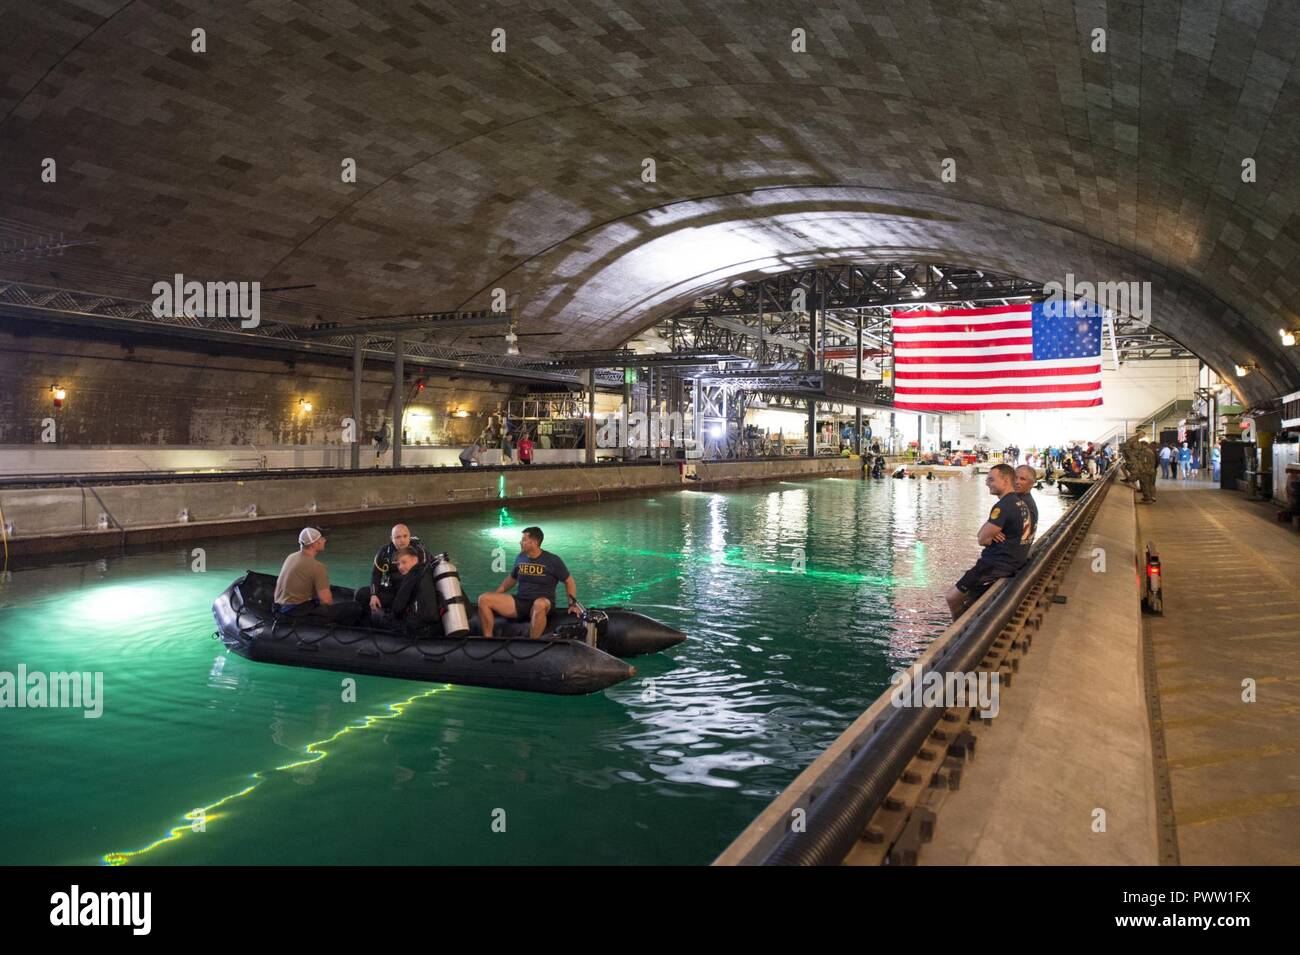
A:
[273, 526, 362, 625]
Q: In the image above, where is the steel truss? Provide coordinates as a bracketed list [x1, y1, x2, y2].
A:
[643, 263, 1193, 369]
[0, 278, 623, 386]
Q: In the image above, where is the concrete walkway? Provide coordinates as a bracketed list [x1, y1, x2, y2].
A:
[923, 484, 1160, 864]
[1137, 480, 1300, 865]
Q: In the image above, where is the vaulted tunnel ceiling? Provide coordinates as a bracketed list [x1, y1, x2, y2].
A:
[2, 0, 1298, 404]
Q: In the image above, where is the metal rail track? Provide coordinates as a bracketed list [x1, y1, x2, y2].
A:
[715, 469, 1117, 866]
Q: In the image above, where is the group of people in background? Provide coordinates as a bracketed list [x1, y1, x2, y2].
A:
[461, 421, 536, 467]
[1157, 441, 1199, 480]
[1052, 442, 1113, 479]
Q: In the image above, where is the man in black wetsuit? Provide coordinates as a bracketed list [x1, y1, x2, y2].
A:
[356, 523, 433, 619]
[387, 546, 444, 635]
[944, 464, 1032, 620]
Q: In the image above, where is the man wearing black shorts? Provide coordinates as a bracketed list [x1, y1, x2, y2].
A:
[476, 526, 580, 638]
[945, 464, 1032, 620]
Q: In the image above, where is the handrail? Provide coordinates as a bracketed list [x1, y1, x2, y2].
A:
[1093, 398, 1194, 445]
[75, 479, 128, 548]
[719, 467, 1118, 866]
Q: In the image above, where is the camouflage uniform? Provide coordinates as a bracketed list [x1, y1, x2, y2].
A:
[1135, 440, 1157, 503]
[1120, 434, 1144, 484]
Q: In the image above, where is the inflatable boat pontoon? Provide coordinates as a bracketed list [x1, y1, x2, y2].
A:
[213, 571, 685, 696]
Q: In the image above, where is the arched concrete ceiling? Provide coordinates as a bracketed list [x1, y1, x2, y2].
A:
[2, 0, 1298, 404]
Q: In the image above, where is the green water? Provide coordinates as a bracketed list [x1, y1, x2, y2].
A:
[0, 475, 1066, 865]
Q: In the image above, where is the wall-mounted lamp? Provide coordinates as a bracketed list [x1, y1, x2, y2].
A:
[299, 398, 313, 413]
[1280, 328, 1297, 347]
[1234, 363, 1256, 378]
[451, 408, 470, 418]
[51, 384, 66, 408]
[504, 321, 520, 356]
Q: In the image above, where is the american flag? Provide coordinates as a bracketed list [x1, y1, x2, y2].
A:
[890, 301, 1103, 411]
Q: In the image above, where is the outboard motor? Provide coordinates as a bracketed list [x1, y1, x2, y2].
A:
[551, 607, 609, 647]
[582, 608, 608, 648]
[430, 553, 470, 637]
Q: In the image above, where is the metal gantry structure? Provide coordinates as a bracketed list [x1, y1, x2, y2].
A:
[1, 261, 1198, 465]
[595, 263, 1196, 459]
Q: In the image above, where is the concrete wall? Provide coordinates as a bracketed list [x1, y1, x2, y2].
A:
[0, 326, 514, 447]
[0, 455, 857, 556]
[0, 444, 611, 475]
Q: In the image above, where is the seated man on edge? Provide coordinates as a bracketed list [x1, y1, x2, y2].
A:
[944, 464, 1032, 621]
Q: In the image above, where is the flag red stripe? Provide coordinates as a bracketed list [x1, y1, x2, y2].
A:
[893, 320, 1033, 334]
[895, 381, 1101, 396]
[895, 364, 1100, 380]
[892, 304, 1033, 318]
[895, 353, 1035, 365]
[893, 398, 1105, 411]
[895, 336, 1033, 350]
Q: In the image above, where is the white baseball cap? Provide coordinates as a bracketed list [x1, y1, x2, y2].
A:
[298, 526, 324, 547]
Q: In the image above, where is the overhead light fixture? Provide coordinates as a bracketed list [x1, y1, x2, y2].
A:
[504, 321, 520, 356]
[911, 287, 924, 298]
[1280, 329, 1297, 347]
[1234, 364, 1250, 378]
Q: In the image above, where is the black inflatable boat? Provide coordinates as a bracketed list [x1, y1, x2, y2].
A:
[213, 571, 685, 696]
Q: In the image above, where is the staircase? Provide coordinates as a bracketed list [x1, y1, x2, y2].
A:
[1094, 398, 1195, 446]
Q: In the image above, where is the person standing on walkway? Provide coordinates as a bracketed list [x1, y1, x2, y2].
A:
[1136, 439, 1157, 503]
[1178, 442, 1192, 480]
[459, 436, 483, 468]
[1159, 443, 1172, 479]
[1120, 429, 1145, 484]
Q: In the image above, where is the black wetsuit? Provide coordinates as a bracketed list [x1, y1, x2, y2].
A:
[389, 564, 445, 636]
[359, 537, 432, 609]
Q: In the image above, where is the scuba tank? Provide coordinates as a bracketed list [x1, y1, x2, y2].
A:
[429, 553, 470, 637]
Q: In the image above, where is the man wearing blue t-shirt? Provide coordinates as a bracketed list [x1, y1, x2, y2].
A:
[477, 526, 580, 638]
